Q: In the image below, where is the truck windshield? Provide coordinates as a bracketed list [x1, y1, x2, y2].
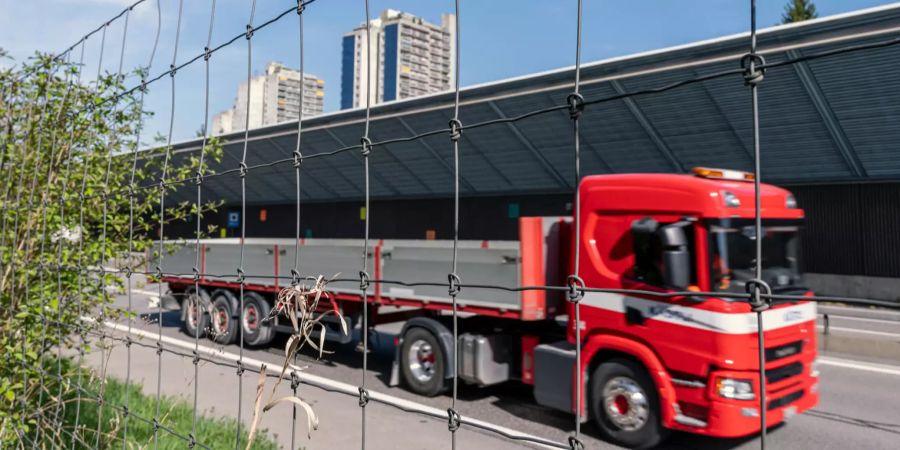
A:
[708, 218, 804, 294]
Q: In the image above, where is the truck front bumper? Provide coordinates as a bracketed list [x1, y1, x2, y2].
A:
[670, 372, 819, 438]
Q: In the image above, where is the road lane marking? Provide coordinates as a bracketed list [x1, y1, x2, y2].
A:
[127, 288, 161, 307]
[818, 357, 900, 377]
[90, 318, 565, 450]
[131, 289, 161, 297]
[818, 315, 900, 326]
[816, 325, 900, 338]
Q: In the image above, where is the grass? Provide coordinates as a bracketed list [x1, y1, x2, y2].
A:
[28, 359, 280, 449]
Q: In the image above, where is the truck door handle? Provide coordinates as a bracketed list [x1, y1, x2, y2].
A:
[625, 307, 645, 326]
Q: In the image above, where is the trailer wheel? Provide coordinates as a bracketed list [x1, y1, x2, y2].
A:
[400, 327, 446, 397]
[180, 288, 210, 338]
[209, 291, 238, 345]
[241, 291, 275, 347]
[590, 359, 667, 449]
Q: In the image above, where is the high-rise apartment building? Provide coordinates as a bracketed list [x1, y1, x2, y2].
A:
[212, 62, 324, 135]
[341, 10, 456, 110]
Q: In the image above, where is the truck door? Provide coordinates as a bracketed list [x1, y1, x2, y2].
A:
[578, 212, 709, 377]
[621, 216, 711, 376]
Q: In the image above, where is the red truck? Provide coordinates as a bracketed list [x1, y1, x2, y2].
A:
[160, 167, 818, 449]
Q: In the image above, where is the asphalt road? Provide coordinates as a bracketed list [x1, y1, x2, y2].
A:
[109, 280, 900, 449]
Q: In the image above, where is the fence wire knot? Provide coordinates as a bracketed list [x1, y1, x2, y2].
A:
[156, 341, 163, 355]
[245, 24, 254, 40]
[236, 268, 246, 285]
[125, 336, 132, 348]
[290, 268, 301, 286]
[448, 118, 463, 142]
[188, 433, 197, 449]
[297, 0, 306, 15]
[236, 360, 245, 376]
[192, 266, 200, 281]
[194, 170, 203, 185]
[448, 272, 461, 297]
[292, 150, 303, 168]
[192, 350, 200, 366]
[239, 162, 248, 178]
[359, 270, 370, 291]
[745, 278, 772, 313]
[568, 435, 585, 450]
[169, 63, 177, 78]
[741, 53, 766, 86]
[155, 265, 163, 279]
[290, 370, 301, 390]
[447, 408, 461, 432]
[360, 136, 372, 157]
[358, 387, 369, 407]
[203, 46, 211, 62]
[124, 265, 132, 278]
[566, 274, 585, 303]
[122, 405, 129, 417]
[567, 92, 585, 120]
[152, 418, 160, 431]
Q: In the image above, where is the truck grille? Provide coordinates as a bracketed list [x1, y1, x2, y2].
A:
[766, 362, 804, 384]
[765, 340, 803, 362]
[767, 389, 804, 410]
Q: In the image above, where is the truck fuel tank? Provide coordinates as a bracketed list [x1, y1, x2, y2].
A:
[458, 333, 512, 387]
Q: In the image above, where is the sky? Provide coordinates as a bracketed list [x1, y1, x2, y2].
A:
[1, 0, 896, 142]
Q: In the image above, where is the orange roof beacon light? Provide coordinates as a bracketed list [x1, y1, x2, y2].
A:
[692, 166, 755, 182]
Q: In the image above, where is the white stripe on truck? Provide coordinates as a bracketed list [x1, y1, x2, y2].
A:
[581, 292, 816, 334]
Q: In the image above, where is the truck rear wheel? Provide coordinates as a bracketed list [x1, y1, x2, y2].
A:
[400, 327, 446, 397]
[590, 359, 667, 449]
[210, 290, 238, 345]
[241, 291, 275, 347]
[180, 288, 210, 338]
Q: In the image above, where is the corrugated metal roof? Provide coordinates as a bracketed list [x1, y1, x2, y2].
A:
[161, 4, 900, 205]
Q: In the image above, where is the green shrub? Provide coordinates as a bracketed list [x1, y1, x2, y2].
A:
[28, 358, 279, 449]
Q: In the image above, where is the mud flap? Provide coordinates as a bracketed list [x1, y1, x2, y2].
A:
[160, 292, 180, 311]
[389, 334, 402, 387]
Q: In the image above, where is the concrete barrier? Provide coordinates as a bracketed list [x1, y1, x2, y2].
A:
[805, 273, 900, 304]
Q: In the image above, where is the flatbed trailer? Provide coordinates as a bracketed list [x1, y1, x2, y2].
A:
[159, 214, 568, 321]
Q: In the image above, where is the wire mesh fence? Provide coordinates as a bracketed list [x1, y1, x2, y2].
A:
[2, 0, 900, 449]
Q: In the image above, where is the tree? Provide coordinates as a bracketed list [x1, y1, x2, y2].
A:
[782, 0, 818, 24]
[0, 52, 222, 446]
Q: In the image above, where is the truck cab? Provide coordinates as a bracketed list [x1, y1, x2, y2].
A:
[543, 168, 818, 448]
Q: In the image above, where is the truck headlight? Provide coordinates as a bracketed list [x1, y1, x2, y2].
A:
[716, 377, 755, 400]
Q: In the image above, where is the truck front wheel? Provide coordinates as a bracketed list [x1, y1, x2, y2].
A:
[590, 359, 667, 449]
[400, 327, 446, 397]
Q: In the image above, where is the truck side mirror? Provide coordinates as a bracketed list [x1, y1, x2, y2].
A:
[659, 223, 691, 289]
[662, 249, 691, 289]
[631, 217, 659, 235]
